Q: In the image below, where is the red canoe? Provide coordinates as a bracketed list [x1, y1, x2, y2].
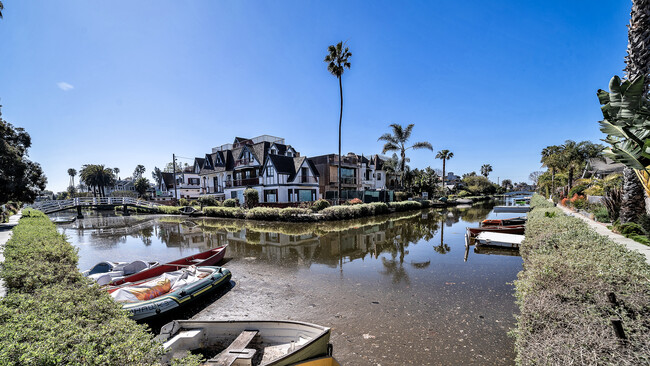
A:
[110, 245, 228, 286]
[480, 217, 527, 227]
[467, 225, 525, 238]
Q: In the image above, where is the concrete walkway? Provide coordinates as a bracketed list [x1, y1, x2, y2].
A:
[0, 210, 22, 297]
[556, 204, 650, 265]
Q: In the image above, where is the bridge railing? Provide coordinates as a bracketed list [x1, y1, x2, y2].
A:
[29, 196, 166, 213]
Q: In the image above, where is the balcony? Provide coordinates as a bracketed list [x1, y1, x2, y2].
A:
[202, 186, 224, 194]
[225, 178, 260, 188]
[329, 177, 356, 185]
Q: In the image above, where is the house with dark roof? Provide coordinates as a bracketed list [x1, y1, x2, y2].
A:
[195, 135, 319, 203]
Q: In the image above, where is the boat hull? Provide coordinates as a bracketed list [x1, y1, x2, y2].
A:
[467, 225, 525, 237]
[116, 266, 231, 321]
[480, 217, 527, 227]
[111, 245, 227, 286]
[159, 320, 332, 365]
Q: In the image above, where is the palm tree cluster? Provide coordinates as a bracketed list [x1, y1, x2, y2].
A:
[538, 140, 603, 197]
[378, 123, 433, 187]
[79, 164, 116, 197]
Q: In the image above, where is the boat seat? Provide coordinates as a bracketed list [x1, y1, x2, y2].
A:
[190, 259, 204, 264]
[206, 330, 258, 366]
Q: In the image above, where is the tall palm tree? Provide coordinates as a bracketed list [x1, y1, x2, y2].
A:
[80, 164, 116, 197]
[540, 145, 563, 196]
[378, 123, 433, 186]
[0, 1, 4, 19]
[324, 41, 352, 204]
[435, 150, 453, 191]
[480, 164, 493, 178]
[113, 167, 120, 179]
[67, 168, 77, 188]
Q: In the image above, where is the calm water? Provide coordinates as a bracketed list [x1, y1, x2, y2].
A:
[57, 200, 523, 365]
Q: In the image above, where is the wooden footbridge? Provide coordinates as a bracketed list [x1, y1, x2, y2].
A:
[30, 197, 166, 218]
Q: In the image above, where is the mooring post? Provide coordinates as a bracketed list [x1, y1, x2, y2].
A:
[76, 205, 84, 219]
[123, 204, 130, 216]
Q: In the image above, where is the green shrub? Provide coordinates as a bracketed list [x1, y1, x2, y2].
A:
[243, 188, 259, 209]
[178, 198, 190, 207]
[279, 208, 313, 222]
[203, 206, 245, 219]
[311, 199, 331, 211]
[394, 191, 410, 202]
[584, 185, 604, 196]
[245, 207, 280, 221]
[198, 195, 219, 207]
[389, 201, 422, 212]
[223, 198, 237, 207]
[514, 194, 650, 365]
[456, 190, 472, 197]
[157, 205, 181, 214]
[618, 222, 646, 236]
[627, 234, 650, 245]
[592, 205, 609, 222]
[370, 202, 389, 214]
[0, 209, 163, 365]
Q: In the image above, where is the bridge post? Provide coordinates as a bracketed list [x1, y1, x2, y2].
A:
[76, 206, 84, 219]
[123, 204, 130, 216]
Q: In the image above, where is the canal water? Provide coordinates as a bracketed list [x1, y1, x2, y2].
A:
[57, 200, 523, 365]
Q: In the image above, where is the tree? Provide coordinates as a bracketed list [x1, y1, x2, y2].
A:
[133, 165, 146, 179]
[67, 168, 77, 188]
[378, 123, 433, 186]
[80, 164, 115, 197]
[540, 145, 563, 196]
[501, 179, 513, 191]
[480, 164, 492, 178]
[0, 108, 47, 203]
[0, 1, 4, 19]
[134, 177, 150, 198]
[529, 171, 543, 186]
[324, 41, 352, 204]
[164, 161, 188, 173]
[113, 167, 120, 179]
[152, 167, 163, 187]
[435, 150, 453, 191]
[462, 175, 496, 195]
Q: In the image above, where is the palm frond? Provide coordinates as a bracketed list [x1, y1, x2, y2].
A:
[403, 124, 414, 140]
[389, 124, 404, 141]
[382, 142, 400, 154]
[378, 133, 398, 144]
[411, 141, 433, 151]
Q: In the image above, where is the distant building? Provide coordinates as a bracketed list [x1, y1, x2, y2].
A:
[582, 157, 625, 179]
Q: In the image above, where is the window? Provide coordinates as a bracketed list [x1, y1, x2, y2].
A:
[267, 166, 275, 177]
[271, 148, 277, 155]
[377, 173, 382, 180]
[264, 189, 278, 203]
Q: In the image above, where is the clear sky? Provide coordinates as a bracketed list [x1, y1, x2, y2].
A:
[0, 1, 632, 193]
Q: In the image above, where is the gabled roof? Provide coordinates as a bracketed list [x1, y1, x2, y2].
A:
[268, 154, 296, 175]
[161, 172, 175, 188]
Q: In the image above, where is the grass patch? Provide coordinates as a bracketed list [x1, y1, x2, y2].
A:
[513, 195, 650, 365]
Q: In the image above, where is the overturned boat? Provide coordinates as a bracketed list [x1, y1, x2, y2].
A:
[158, 320, 332, 365]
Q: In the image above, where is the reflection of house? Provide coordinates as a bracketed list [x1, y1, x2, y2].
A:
[582, 157, 625, 179]
[195, 135, 320, 203]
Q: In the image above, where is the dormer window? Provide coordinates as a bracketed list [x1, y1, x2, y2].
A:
[271, 148, 277, 155]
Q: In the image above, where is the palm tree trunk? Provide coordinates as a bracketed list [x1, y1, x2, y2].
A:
[338, 76, 343, 205]
[621, 167, 645, 223]
[400, 149, 406, 187]
[441, 160, 446, 192]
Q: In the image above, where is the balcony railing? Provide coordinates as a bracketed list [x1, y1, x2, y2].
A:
[202, 186, 224, 194]
[225, 178, 260, 187]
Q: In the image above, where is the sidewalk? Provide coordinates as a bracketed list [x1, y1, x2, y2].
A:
[0, 210, 22, 297]
[556, 204, 650, 265]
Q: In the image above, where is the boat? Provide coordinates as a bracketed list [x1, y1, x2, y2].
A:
[466, 225, 525, 238]
[110, 245, 228, 286]
[107, 265, 231, 321]
[180, 206, 203, 216]
[157, 320, 333, 366]
[51, 216, 76, 224]
[480, 216, 527, 227]
[83, 260, 160, 285]
[493, 205, 530, 213]
[475, 232, 524, 248]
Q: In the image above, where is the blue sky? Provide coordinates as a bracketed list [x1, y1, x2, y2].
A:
[0, 1, 631, 192]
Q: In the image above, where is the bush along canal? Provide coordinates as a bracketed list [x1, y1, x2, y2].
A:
[57, 200, 523, 365]
[514, 195, 650, 365]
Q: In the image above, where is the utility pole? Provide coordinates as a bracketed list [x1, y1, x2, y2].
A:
[173, 153, 178, 202]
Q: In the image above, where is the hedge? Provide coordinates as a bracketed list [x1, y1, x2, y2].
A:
[0, 209, 165, 365]
[513, 195, 650, 365]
